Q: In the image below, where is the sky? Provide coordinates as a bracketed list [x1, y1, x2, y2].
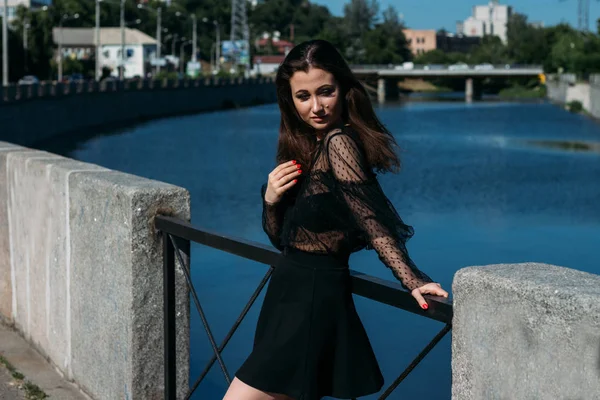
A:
[310, 0, 600, 32]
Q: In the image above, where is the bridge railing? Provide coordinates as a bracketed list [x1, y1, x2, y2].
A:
[351, 64, 543, 71]
[155, 215, 453, 400]
[0, 76, 275, 105]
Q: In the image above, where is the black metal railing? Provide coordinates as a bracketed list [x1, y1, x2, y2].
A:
[156, 215, 453, 400]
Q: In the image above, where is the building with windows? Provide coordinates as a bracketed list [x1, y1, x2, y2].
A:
[402, 29, 437, 56]
[403, 29, 481, 56]
[457, 1, 513, 43]
[436, 33, 481, 53]
[0, 0, 50, 22]
[52, 27, 157, 79]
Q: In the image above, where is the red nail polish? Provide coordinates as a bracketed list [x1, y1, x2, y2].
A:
[296, 164, 302, 169]
[293, 179, 297, 183]
[298, 170, 302, 174]
[422, 303, 428, 310]
[292, 160, 297, 164]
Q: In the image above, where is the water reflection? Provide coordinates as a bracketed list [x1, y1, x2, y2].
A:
[526, 139, 600, 154]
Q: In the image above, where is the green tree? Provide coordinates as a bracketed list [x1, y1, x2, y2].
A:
[414, 49, 449, 65]
[343, 0, 379, 38]
[471, 35, 508, 64]
[291, 2, 331, 41]
[362, 5, 411, 64]
[550, 31, 585, 72]
[506, 13, 548, 65]
[317, 16, 347, 56]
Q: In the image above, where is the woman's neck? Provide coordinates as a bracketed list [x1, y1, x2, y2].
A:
[316, 121, 346, 141]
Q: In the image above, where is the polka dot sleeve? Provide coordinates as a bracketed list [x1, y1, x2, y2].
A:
[325, 132, 433, 291]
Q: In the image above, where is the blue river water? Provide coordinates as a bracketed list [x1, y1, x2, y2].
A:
[39, 99, 600, 399]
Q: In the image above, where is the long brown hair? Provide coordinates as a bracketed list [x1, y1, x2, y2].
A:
[275, 39, 401, 173]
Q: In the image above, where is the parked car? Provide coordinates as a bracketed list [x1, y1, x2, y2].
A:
[18, 75, 40, 85]
[62, 73, 85, 83]
[449, 62, 470, 71]
[474, 63, 494, 71]
[394, 62, 414, 70]
[424, 64, 445, 70]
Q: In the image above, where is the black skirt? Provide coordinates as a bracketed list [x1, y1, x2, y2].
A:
[236, 248, 384, 400]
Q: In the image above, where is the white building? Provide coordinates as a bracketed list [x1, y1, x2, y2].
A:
[457, 1, 513, 43]
[0, 0, 50, 22]
[250, 55, 285, 77]
[52, 27, 158, 79]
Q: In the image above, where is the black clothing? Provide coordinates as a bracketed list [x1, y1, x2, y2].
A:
[236, 127, 433, 399]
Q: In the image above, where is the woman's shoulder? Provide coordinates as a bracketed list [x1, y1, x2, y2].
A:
[323, 125, 361, 147]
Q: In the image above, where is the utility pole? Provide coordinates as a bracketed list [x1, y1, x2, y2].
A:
[180, 40, 190, 75]
[192, 14, 197, 62]
[156, 7, 162, 73]
[58, 17, 64, 81]
[2, 0, 8, 86]
[95, 0, 101, 80]
[23, 18, 29, 73]
[119, 0, 125, 80]
[216, 21, 220, 73]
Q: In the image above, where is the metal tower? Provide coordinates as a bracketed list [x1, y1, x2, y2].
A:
[561, 0, 596, 31]
[578, 0, 590, 31]
[230, 0, 250, 74]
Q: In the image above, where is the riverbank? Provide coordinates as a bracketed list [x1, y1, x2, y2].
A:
[0, 78, 276, 147]
[546, 74, 600, 120]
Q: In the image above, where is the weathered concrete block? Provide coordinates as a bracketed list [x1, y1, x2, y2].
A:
[0, 144, 190, 399]
[69, 170, 190, 400]
[0, 142, 29, 322]
[452, 263, 600, 400]
[5, 150, 107, 371]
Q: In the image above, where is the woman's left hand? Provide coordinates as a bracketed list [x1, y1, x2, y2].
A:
[411, 283, 449, 310]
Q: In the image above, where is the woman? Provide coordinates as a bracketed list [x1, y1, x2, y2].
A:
[225, 40, 448, 400]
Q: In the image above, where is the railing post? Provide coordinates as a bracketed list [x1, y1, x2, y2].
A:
[163, 232, 176, 400]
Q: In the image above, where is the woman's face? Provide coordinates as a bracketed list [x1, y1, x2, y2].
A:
[289, 67, 343, 134]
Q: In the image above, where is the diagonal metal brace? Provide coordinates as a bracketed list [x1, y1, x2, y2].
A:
[378, 323, 452, 399]
[186, 267, 274, 400]
[169, 235, 232, 384]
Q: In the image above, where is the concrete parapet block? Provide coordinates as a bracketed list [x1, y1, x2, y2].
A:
[0, 142, 30, 322]
[452, 263, 600, 400]
[0, 145, 190, 399]
[68, 170, 190, 400]
[5, 150, 109, 369]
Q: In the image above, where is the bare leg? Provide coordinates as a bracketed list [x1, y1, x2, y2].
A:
[223, 377, 295, 400]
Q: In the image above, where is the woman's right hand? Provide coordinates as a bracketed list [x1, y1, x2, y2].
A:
[264, 160, 302, 204]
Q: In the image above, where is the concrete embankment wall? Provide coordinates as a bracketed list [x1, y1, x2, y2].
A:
[0, 141, 190, 400]
[0, 77, 277, 147]
[590, 74, 600, 119]
[546, 73, 600, 119]
[452, 263, 600, 399]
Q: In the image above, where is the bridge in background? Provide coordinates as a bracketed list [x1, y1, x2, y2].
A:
[350, 64, 544, 102]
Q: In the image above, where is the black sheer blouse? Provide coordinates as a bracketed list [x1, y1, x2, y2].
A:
[261, 127, 433, 292]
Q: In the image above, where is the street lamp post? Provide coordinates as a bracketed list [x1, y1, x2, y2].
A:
[156, 7, 162, 73]
[180, 40, 191, 74]
[94, 0, 102, 80]
[202, 18, 220, 74]
[2, 0, 8, 86]
[58, 13, 80, 82]
[119, 0, 125, 80]
[170, 34, 177, 56]
[137, 3, 163, 75]
[23, 18, 30, 73]
[192, 14, 197, 62]
[95, 0, 101, 80]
